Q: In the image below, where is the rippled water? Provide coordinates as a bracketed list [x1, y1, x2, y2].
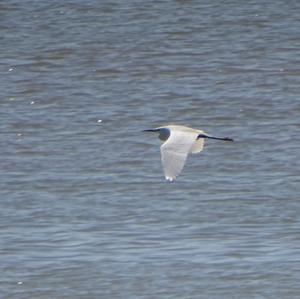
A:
[1, 1, 300, 298]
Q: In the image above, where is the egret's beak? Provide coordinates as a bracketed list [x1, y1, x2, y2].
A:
[142, 129, 159, 132]
[198, 134, 234, 142]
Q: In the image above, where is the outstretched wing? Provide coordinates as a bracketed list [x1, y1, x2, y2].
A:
[160, 129, 199, 181]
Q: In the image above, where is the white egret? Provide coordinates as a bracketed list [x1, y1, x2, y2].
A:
[143, 125, 233, 181]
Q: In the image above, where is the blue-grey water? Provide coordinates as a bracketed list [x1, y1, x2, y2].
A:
[1, 1, 300, 298]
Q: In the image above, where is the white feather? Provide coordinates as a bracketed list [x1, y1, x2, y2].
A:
[190, 138, 204, 154]
[160, 126, 199, 181]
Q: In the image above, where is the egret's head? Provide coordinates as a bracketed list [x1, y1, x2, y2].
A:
[143, 127, 170, 141]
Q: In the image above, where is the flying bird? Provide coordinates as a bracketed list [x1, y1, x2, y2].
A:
[143, 125, 233, 181]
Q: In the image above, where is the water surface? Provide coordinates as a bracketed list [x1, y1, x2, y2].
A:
[1, 1, 300, 298]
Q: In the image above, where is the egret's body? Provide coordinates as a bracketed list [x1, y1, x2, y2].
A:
[144, 125, 233, 181]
